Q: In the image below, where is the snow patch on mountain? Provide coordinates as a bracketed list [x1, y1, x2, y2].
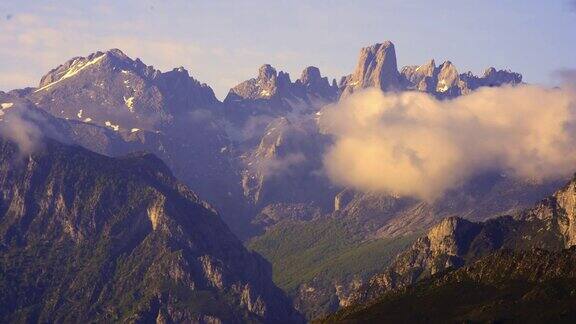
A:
[105, 121, 120, 131]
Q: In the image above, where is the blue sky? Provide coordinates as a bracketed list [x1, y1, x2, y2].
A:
[0, 0, 575, 98]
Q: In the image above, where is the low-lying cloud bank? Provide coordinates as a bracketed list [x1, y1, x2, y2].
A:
[319, 85, 576, 201]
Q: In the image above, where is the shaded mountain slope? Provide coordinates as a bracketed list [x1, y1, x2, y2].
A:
[0, 137, 302, 323]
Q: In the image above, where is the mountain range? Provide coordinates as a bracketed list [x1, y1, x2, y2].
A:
[0, 40, 566, 322]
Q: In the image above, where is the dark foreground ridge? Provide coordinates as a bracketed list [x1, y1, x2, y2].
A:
[320, 248, 576, 323]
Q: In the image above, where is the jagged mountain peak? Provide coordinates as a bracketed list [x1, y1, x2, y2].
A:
[299, 66, 322, 85]
[36, 48, 160, 92]
[104, 47, 130, 59]
[417, 59, 436, 75]
[400, 58, 437, 92]
[394, 50, 523, 98]
[437, 60, 459, 76]
[480, 66, 523, 86]
[258, 64, 278, 80]
[224, 63, 338, 119]
[167, 66, 190, 76]
[367, 40, 395, 52]
[483, 66, 497, 77]
[298, 66, 338, 101]
[435, 60, 461, 93]
[341, 40, 401, 96]
[29, 49, 220, 132]
[357, 41, 399, 85]
[34, 49, 218, 96]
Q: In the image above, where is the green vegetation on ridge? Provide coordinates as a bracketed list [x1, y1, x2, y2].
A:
[248, 216, 416, 318]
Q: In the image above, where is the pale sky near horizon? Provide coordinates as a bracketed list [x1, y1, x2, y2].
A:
[0, 0, 575, 99]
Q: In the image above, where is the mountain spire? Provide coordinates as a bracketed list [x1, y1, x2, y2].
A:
[341, 41, 402, 97]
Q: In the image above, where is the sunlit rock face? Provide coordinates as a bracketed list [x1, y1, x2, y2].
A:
[340, 41, 402, 97]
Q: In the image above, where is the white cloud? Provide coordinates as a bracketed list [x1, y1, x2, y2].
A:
[320, 86, 576, 201]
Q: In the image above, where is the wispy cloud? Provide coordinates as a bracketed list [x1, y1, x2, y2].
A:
[0, 104, 44, 156]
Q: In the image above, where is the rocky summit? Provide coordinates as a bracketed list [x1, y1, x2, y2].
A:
[340, 41, 402, 96]
[224, 64, 338, 125]
[339, 41, 522, 99]
[30, 49, 220, 131]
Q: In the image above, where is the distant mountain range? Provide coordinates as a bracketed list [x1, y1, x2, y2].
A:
[0, 40, 562, 322]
